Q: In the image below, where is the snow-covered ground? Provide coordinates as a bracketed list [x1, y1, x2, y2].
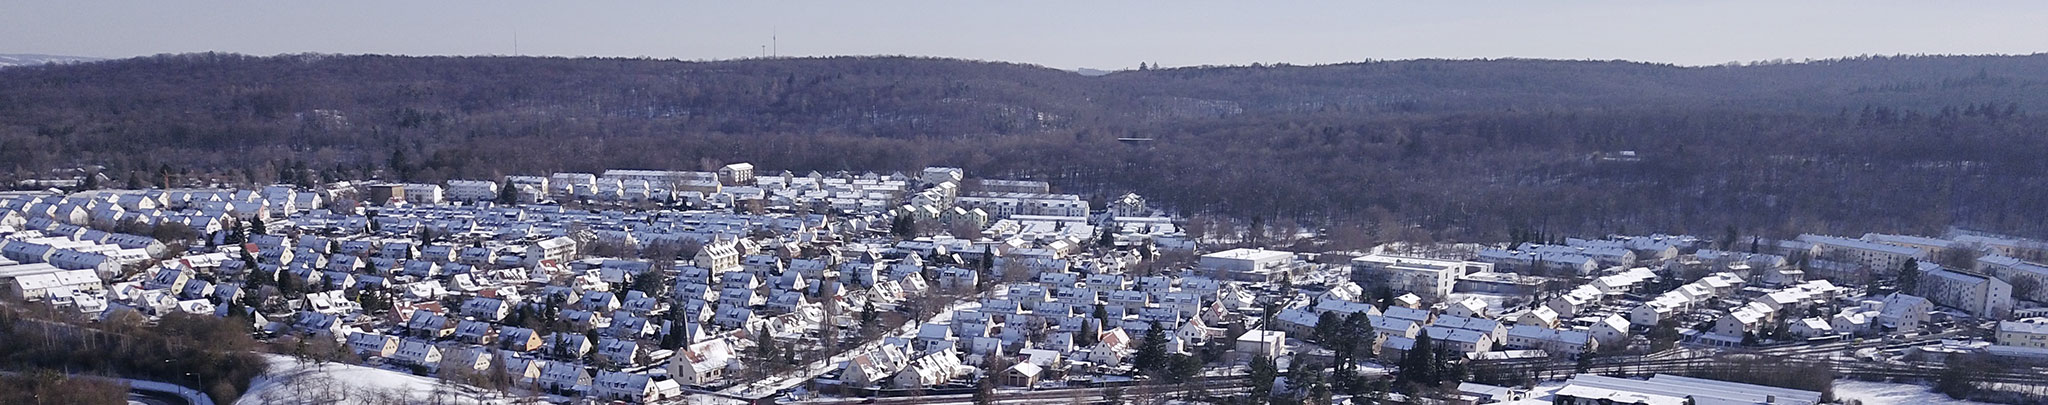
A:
[237, 354, 518, 405]
[1832, 379, 1993, 405]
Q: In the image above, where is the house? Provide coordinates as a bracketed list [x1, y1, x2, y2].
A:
[668, 338, 737, 386]
[1445, 298, 1488, 319]
[463, 297, 510, 321]
[544, 333, 594, 360]
[916, 323, 957, 352]
[406, 310, 455, 339]
[1432, 315, 1510, 343]
[893, 348, 965, 388]
[539, 361, 590, 393]
[292, 311, 347, 337]
[972, 354, 1032, 386]
[392, 340, 443, 371]
[1420, 326, 1495, 355]
[1789, 317, 1835, 338]
[500, 356, 547, 384]
[498, 326, 544, 352]
[453, 320, 495, 345]
[1879, 293, 1933, 331]
[1714, 305, 1770, 339]
[712, 306, 753, 329]
[595, 337, 642, 366]
[843, 344, 912, 387]
[1086, 328, 1133, 365]
[1505, 325, 1596, 357]
[143, 267, 191, 292]
[1590, 315, 1632, 348]
[439, 345, 494, 376]
[593, 371, 675, 404]
[348, 332, 401, 358]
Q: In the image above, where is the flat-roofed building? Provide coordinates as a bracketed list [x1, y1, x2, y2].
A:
[1352, 254, 1491, 300]
[1552, 374, 1821, 405]
[1199, 248, 1299, 283]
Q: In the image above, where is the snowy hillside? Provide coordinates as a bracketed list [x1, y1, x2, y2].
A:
[237, 354, 519, 405]
[0, 54, 101, 68]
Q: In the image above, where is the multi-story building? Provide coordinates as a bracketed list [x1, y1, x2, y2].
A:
[717, 163, 755, 186]
[1798, 234, 1922, 273]
[1919, 267, 2013, 319]
[1996, 319, 2048, 349]
[1352, 254, 1491, 300]
[694, 240, 742, 273]
[445, 180, 499, 202]
[525, 236, 579, 267]
[402, 184, 444, 205]
[1979, 255, 2048, 302]
[549, 173, 598, 198]
[1861, 233, 1957, 258]
[954, 194, 1090, 219]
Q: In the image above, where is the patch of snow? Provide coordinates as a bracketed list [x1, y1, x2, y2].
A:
[0, 54, 101, 68]
[237, 354, 514, 405]
[1832, 379, 1992, 405]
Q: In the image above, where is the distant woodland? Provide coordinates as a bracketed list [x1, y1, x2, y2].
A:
[5, 53, 2048, 243]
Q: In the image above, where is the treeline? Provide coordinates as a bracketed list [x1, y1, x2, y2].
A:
[0, 304, 271, 403]
[6, 54, 2048, 243]
[0, 371, 128, 405]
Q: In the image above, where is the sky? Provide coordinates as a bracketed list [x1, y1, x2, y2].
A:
[5, 1, 2047, 69]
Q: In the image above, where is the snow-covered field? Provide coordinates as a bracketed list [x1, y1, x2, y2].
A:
[237, 354, 517, 405]
[1832, 379, 1992, 405]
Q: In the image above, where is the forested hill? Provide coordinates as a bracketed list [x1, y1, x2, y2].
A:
[6, 53, 2048, 138]
[6, 53, 2048, 243]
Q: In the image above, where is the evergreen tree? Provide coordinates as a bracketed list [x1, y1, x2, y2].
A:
[238, 248, 261, 272]
[249, 218, 267, 236]
[1899, 258, 1922, 294]
[1132, 321, 1169, 374]
[1248, 354, 1278, 400]
[1097, 223, 1117, 249]
[1396, 331, 1435, 385]
[497, 180, 519, 205]
[891, 214, 916, 240]
[1076, 320, 1099, 347]
[1314, 312, 1342, 343]
[978, 244, 994, 271]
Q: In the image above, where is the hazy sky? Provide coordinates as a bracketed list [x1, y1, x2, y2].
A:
[6, 1, 2047, 69]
